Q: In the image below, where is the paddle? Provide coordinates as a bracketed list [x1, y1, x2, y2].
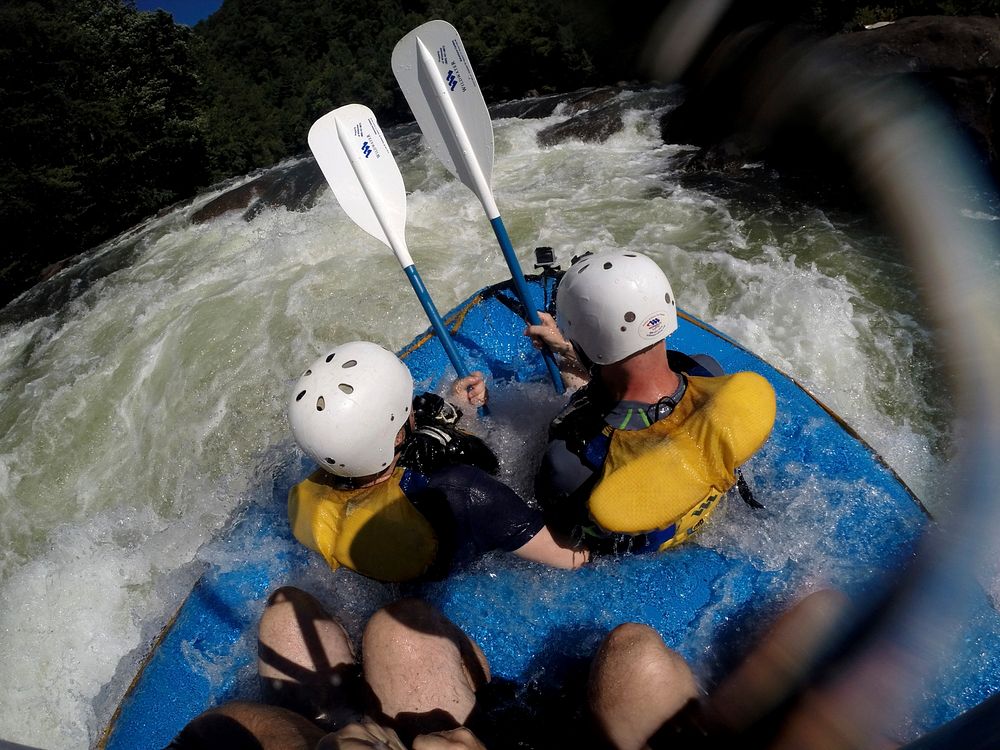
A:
[307, 103, 481, 404]
[392, 20, 566, 394]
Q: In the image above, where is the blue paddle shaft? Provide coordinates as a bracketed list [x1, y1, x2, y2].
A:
[404, 265, 489, 416]
[404, 265, 470, 379]
[489, 217, 566, 394]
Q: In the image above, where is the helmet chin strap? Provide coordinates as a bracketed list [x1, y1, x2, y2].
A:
[396, 418, 414, 454]
[647, 373, 688, 422]
[571, 340, 598, 377]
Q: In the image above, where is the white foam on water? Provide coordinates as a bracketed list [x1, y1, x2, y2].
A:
[0, 504, 204, 748]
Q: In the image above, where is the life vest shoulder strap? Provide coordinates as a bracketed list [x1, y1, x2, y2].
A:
[548, 384, 611, 468]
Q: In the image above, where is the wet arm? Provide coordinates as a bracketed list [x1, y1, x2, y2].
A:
[524, 312, 590, 388]
[512, 524, 589, 569]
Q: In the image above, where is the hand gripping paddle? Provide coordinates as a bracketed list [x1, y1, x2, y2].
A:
[392, 20, 565, 394]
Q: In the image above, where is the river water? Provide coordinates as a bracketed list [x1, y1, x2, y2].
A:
[0, 87, 991, 748]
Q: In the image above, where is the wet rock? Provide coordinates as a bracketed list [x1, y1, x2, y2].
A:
[489, 86, 618, 121]
[535, 85, 679, 147]
[537, 104, 624, 147]
[824, 16, 1000, 169]
[491, 91, 574, 119]
[660, 16, 1000, 182]
[191, 158, 326, 224]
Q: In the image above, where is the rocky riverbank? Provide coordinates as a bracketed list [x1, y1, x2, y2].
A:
[658, 16, 1000, 188]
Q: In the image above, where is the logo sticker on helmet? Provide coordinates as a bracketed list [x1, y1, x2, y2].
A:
[641, 313, 668, 338]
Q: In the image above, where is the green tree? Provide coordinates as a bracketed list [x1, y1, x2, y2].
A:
[0, 0, 209, 308]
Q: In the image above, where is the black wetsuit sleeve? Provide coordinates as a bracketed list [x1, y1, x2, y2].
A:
[415, 464, 544, 567]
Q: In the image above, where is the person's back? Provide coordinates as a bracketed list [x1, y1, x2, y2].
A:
[526, 251, 776, 555]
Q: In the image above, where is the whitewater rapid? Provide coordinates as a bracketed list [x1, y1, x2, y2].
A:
[0, 89, 973, 747]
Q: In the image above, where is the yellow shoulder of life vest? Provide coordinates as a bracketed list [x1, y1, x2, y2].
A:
[588, 372, 776, 548]
[287, 467, 438, 582]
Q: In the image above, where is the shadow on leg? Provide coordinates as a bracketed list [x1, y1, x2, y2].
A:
[361, 597, 491, 743]
[167, 701, 325, 750]
[257, 586, 364, 732]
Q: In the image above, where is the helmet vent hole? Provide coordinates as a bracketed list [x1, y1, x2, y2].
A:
[620, 326, 627, 332]
[339, 383, 354, 395]
[624, 311, 636, 322]
[405, 405, 410, 413]
[603, 262, 613, 269]
[665, 292, 673, 304]
[342, 359, 358, 368]
[325, 353, 335, 363]
[624, 253, 636, 257]
[324, 457, 335, 464]
[316, 396, 326, 411]
[304, 369, 312, 376]
[296, 390, 307, 402]
[390, 414, 395, 421]
[576, 264, 590, 274]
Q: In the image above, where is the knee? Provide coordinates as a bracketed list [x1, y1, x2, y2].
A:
[265, 586, 317, 610]
[594, 622, 686, 679]
[364, 598, 447, 645]
[589, 622, 697, 706]
[794, 588, 849, 623]
[363, 598, 489, 689]
[261, 587, 308, 641]
[260, 587, 328, 633]
[258, 586, 353, 682]
[601, 622, 663, 654]
[588, 624, 699, 750]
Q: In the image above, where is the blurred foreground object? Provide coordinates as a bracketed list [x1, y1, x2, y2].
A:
[643, 3, 1000, 748]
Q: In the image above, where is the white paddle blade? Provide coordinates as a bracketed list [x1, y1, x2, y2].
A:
[308, 104, 412, 267]
[392, 20, 496, 202]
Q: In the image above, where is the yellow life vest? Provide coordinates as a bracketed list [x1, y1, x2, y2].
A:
[587, 372, 776, 550]
[287, 467, 438, 582]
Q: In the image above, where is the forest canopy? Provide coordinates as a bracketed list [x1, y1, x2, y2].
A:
[1, 0, 997, 308]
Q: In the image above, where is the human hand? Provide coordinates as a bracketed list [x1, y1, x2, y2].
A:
[451, 371, 488, 409]
[411, 727, 488, 750]
[524, 312, 573, 358]
[316, 720, 407, 750]
[525, 312, 589, 388]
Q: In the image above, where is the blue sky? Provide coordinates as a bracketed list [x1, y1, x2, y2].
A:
[135, 0, 223, 26]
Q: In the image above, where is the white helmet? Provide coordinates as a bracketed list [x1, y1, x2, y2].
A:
[556, 250, 678, 365]
[288, 341, 413, 477]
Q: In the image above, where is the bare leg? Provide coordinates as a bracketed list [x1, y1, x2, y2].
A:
[361, 598, 491, 742]
[587, 622, 699, 750]
[257, 586, 361, 730]
[705, 589, 849, 734]
[171, 700, 324, 750]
